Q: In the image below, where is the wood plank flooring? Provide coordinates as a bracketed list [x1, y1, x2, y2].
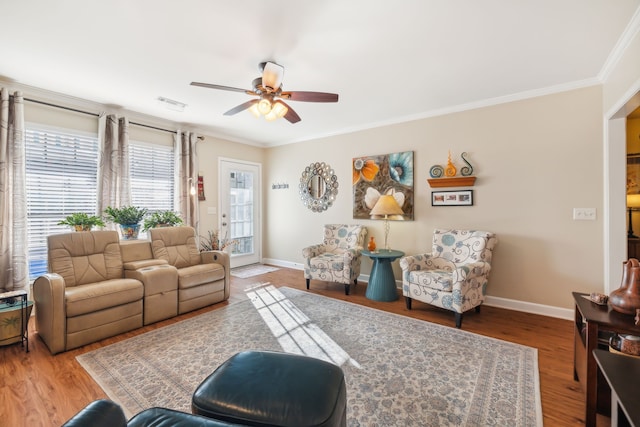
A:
[0, 266, 609, 426]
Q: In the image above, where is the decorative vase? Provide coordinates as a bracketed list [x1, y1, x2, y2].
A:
[119, 223, 140, 240]
[610, 258, 640, 314]
[367, 236, 377, 252]
[74, 225, 91, 232]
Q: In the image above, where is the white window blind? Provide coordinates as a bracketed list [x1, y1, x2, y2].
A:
[130, 141, 175, 213]
[25, 125, 99, 279]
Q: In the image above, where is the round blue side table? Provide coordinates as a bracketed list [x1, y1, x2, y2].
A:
[362, 249, 404, 302]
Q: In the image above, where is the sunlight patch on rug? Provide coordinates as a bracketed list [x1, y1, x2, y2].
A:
[230, 264, 279, 278]
[247, 284, 361, 368]
[76, 286, 542, 426]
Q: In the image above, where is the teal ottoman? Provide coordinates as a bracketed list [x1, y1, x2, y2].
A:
[192, 351, 347, 427]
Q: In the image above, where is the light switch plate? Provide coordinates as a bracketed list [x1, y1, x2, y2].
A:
[573, 208, 596, 220]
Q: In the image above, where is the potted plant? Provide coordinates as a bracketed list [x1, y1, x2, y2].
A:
[57, 212, 105, 232]
[104, 205, 148, 240]
[199, 229, 238, 253]
[142, 210, 183, 231]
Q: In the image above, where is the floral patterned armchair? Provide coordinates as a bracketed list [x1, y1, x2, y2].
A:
[400, 229, 497, 328]
[302, 224, 367, 295]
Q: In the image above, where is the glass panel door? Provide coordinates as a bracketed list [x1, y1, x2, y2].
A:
[219, 159, 261, 268]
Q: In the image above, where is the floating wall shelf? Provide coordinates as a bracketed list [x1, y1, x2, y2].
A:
[427, 176, 476, 188]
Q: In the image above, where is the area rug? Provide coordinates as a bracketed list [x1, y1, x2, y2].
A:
[77, 284, 542, 426]
[230, 264, 279, 278]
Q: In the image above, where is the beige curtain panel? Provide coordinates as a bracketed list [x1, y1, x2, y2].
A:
[0, 88, 28, 293]
[97, 113, 131, 217]
[175, 130, 199, 230]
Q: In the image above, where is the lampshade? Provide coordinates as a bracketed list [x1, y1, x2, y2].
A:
[257, 99, 272, 115]
[628, 194, 640, 208]
[265, 101, 288, 121]
[370, 195, 404, 217]
[262, 62, 284, 91]
[248, 103, 261, 118]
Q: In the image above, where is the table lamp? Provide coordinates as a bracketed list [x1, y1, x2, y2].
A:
[370, 194, 404, 251]
[627, 194, 640, 238]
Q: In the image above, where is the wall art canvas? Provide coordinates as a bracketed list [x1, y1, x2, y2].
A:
[353, 151, 414, 220]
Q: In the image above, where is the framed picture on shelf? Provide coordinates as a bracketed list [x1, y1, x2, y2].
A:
[431, 190, 473, 206]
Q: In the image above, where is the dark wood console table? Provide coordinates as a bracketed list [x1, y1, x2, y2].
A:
[573, 292, 640, 427]
[594, 349, 640, 427]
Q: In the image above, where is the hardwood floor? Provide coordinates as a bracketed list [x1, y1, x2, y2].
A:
[0, 266, 609, 426]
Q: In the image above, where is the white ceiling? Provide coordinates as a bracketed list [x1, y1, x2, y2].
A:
[1, 1, 639, 146]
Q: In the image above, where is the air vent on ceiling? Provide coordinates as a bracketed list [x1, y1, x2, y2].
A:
[157, 96, 187, 112]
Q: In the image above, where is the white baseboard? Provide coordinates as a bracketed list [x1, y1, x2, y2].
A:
[261, 258, 574, 321]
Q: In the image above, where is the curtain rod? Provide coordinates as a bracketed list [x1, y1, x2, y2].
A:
[24, 97, 99, 117]
[24, 97, 204, 139]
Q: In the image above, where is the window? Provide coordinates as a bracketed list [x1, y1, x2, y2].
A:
[24, 126, 176, 279]
[25, 125, 99, 279]
[130, 140, 175, 214]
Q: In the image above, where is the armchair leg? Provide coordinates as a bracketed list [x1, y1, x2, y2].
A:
[455, 313, 463, 328]
[475, 305, 481, 313]
[344, 283, 350, 295]
[306, 279, 310, 290]
[405, 297, 412, 310]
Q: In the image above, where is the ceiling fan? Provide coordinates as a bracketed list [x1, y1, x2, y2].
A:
[191, 61, 339, 124]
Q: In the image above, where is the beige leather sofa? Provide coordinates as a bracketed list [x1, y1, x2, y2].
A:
[33, 228, 230, 355]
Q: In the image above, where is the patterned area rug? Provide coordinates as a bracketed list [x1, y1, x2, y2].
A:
[230, 264, 279, 278]
[77, 284, 542, 426]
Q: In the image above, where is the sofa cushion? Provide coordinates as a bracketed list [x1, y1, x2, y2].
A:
[192, 350, 347, 427]
[408, 269, 453, 292]
[150, 227, 202, 268]
[309, 253, 344, 270]
[65, 278, 144, 317]
[48, 230, 124, 287]
[62, 399, 127, 427]
[178, 263, 225, 289]
[129, 407, 247, 427]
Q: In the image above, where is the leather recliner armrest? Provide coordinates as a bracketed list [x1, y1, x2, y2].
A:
[201, 250, 231, 301]
[33, 273, 67, 355]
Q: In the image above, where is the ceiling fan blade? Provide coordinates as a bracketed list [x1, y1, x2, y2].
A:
[276, 100, 301, 124]
[262, 62, 284, 91]
[190, 82, 252, 94]
[224, 99, 258, 116]
[280, 91, 339, 103]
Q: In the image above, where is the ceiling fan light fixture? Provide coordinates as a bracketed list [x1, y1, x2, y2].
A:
[272, 102, 288, 118]
[248, 103, 261, 118]
[264, 110, 278, 121]
[262, 62, 284, 91]
[257, 98, 272, 115]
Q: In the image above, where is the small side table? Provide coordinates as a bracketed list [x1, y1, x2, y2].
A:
[0, 290, 29, 352]
[593, 349, 640, 427]
[362, 249, 404, 302]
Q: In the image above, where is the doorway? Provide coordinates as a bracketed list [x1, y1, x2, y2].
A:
[219, 159, 262, 268]
[606, 90, 640, 293]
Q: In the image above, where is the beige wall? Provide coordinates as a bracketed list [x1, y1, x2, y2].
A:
[265, 86, 604, 310]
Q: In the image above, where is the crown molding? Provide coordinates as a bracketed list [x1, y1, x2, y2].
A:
[598, 6, 640, 82]
[275, 77, 601, 147]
